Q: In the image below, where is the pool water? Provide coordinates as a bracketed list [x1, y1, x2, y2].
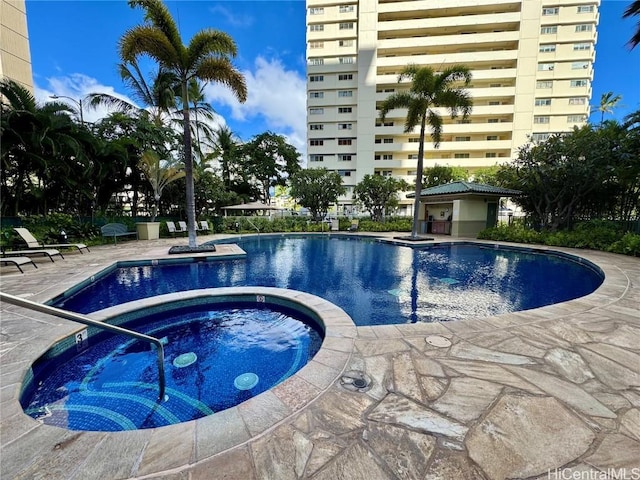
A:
[54, 237, 603, 325]
[21, 302, 323, 431]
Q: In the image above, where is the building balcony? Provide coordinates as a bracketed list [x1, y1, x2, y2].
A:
[376, 50, 519, 69]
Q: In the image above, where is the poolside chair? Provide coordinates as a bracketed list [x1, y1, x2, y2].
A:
[199, 221, 211, 233]
[330, 219, 340, 231]
[0, 256, 38, 273]
[177, 221, 188, 234]
[347, 219, 359, 232]
[1, 248, 63, 262]
[166, 221, 181, 237]
[14, 227, 90, 254]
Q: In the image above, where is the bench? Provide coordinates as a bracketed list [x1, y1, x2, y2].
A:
[101, 223, 138, 245]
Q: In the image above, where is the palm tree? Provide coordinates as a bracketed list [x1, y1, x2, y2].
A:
[139, 150, 185, 221]
[379, 64, 472, 238]
[623, 1, 640, 49]
[592, 91, 623, 123]
[120, 0, 247, 247]
[210, 125, 240, 188]
[177, 79, 217, 162]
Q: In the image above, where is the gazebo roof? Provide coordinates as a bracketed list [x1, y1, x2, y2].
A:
[407, 181, 521, 198]
[221, 201, 280, 211]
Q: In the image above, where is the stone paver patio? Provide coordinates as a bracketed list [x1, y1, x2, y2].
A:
[1, 233, 639, 479]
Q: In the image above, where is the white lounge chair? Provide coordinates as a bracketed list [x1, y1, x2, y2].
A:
[14, 227, 90, 254]
[0, 256, 38, 273]
[199, 221, 211, 232]
[166, 221, 187, 237]
[178, 221, 188, 234]
[347, 219, 359, 232]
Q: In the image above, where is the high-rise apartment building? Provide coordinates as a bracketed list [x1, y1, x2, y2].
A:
[0, 0, 34, 92]
[306, 0, 599, 212]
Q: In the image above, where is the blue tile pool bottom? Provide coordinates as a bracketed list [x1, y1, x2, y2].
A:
[20, 299, 324, 431]
[51, 237, 604, 326]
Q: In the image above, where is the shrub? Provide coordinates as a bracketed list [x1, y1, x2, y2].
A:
[608, 232, 640, 257]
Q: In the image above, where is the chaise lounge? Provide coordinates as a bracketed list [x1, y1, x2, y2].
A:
[0, 256, 38, 273]
[14, 227, 90, 254]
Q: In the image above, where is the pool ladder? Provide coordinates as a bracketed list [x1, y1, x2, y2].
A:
[0, 292, 166, 401]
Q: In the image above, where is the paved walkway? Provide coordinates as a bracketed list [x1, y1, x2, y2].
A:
[1, 233, 639, 479]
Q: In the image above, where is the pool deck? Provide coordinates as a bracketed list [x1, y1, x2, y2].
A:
[1, 232, 639, 479]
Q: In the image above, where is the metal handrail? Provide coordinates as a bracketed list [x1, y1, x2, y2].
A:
[0, 292, 166, 400]
[246, 218, 260, 234]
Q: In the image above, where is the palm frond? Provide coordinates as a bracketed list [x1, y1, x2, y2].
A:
[188, 30, 238, 67]
[195, 57, 247, 102]
[85, 93, 139, 115]
[119, 27, 179, 67]
[127, 0, 183, 52]
[378, 92, 413, 122]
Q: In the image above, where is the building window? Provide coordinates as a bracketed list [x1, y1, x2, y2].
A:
[339, 155, 353, 161]
[309, 155, 324, 162]
[485, 152, 497, 158]
[309, 75, 324, 82]
[407, 170, 417, 176]
[309, 24, 324, 32]
[339, 57, 355, 64]
[572, 61, 589, 69]
[573, 43, 591, 51]
[374, 155, 381, 160]
[338, 74, 353, 81]
[310, 139, 324, 146]
[338, 123, 353, 130]
[488, 118, 499, 123]
[308, 58, 324, 66]
[455, 136, 471, 141]
[338, 107, 352, 113]
[535, 98, 552, 106]
[383, 121, 393, 126]
[380, 170, 392, 177]
[532, 133, 551, 142]
[339, 40, 354, 47]
[568, 115, 586, 123]
[539, 44, 556, 53]
[309, 41, 324, 49]
[486, 135, 498, 141]
[538, 63, 554, 71]
[309, 7, 324, 14]
[338, 138, 352, 145]
[383, 138, 393, 143]
[309, 108, 324, 115]
[374, 138, 381, 144]
[338, 90, 353, 97]
[339, 5, 354, 13]
[542, 7, 559, 15]
[454, 153, 470, 159]
[577, 5, 594, 13]
[382, 154, 393, 160]
[339, 22, 354, 30]
[408, 137, 420, 142]
[408, 154, 418, 160]
[309, 91, 324, 98]
[541, 26, 558, 34]
[575, 24, 593, 32]
[570, 79, 588, 87]
[488, 101, 500, 106]
[568, 97, 587, 105]
[310, 124, 324, 130]
[534, 116, 550, 124]
[338, 170, 352, 177]
[536, 80, 553, 89]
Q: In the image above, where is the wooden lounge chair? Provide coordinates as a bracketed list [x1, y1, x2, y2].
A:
[0, 256, 38, 273]
[1, 249, 63, 262]
[14, 227, 90, 254]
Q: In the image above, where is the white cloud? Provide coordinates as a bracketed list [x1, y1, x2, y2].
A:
[203, 56, 307, 157]
[209, 5, 254, 28]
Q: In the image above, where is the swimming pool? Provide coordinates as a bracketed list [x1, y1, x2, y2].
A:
[21, 297, 324, 431]
[52, 236, 604, 325]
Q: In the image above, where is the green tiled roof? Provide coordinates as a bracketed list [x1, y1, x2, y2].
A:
[407, 181, 522, 198]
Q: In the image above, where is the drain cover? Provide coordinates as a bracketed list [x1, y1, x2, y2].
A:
[425, 335, 452, 348]
[340, 370, 372, 392]
[234, 372, 259, 390]
[173, 352, 197, 368]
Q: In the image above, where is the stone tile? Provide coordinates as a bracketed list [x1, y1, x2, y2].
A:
[582, 343, 640, 373]
[195, 407, 251, 461]
[424, 449, 486, 480]
[438, 359, 542, 394]
[492, 336, 547, 358]
[191, 445, 256, 480]
[395, 322, 450, 336]
[304, 437, 345, 476]
[620, 408, 640, 442]
[449, 341, 537, 365]
[430, 378, 503, 423]
[308, 388, 374, 436]
[321, 336, 354, 353]
[251, 424, 312, 480]
[505, 365, 616, 418]
[592, 393, 632, 412]
[363, 354, 392, 401]
[272, 375, 322, 412]
[589, 324, 640, 349]
[371, 325, 405, 338]
[137, 421, 195, 476]
[411, 352, 446, 377]
[420, 377, 448, 401]
[368, 394, 468, 442]
[312, 348, 351, 371]
[544, 347, 595, 384]
[577, 346, 640, 390]
[585, 433, 640, 470]
[0, 412, 39, 446]
[465, 330, 514, 348]
[392, 351, 422, 403]
[237, 390, 292, 437]
[355, 338, 409, 356]
[365, 422, 436, 480]
[466, 395, 595, 480]
[296, 360, 341, 390]
[356, 326, 378, 338]
[311, 441, 394, 480]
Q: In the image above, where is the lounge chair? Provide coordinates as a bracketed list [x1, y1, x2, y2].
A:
[1, 249, 63, 262]
[0, 256, 38, 273]
[14, 227, 90, 254]
[199, 221, 211, 233]
[347, 219, 359, 232]
[166, 221, 187, 237]
[177, 221, 188, 234]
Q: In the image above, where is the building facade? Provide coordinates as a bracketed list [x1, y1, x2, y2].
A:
[305, 0, 599, 212]
[0, 0, 33, 92]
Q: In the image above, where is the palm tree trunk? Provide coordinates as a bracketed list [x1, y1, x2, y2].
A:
[181, 80, 197, 248]
[411, 116, 427, 238]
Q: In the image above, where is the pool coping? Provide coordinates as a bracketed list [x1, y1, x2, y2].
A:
[1, 233, 638, 479]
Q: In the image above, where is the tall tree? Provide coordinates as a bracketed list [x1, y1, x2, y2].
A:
[422, 164, 469, 188]
[623, 1, 640, 49]
[592, 91, 623, 123]
[210, 125, 240, 188]
[290, 169, 346, 221]
[379, 65, 472, 238]
[120, 0, 247, 247]
[353, 174, 409, 221]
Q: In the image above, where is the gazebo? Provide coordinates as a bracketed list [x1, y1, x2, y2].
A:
[407, 181, 521, 237]
[221, 201, 280, 217]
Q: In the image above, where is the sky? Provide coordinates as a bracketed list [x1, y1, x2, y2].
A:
[26, 0, 640, 160]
